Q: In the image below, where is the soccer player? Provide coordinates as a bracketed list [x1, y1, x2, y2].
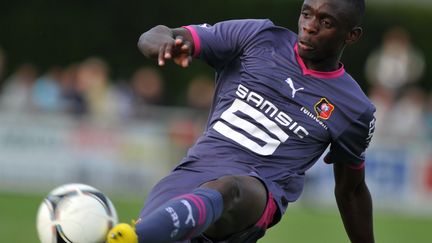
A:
[107, 0, 376, 242]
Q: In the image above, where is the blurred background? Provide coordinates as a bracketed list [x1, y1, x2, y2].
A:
[0, 0, 431, 242]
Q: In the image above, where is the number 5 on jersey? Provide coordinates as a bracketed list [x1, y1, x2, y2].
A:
[213, 99, 289, 155]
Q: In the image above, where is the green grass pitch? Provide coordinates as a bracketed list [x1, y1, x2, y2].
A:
[1, 191, 431, 242]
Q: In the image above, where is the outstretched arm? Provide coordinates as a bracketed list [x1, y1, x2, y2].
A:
[333, 162, 374, 243]
[137, 25, 194, 67]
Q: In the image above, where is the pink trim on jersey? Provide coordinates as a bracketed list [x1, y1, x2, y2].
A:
[294, 43, 345, 79]
[255, 192, 277, 229]
[182, 26, 201, 58]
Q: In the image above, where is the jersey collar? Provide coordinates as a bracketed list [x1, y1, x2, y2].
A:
[294, 43, 345, 79]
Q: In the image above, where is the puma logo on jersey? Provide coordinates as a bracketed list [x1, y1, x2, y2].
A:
[285, 78, 304, 98]
[199, 23, 211, 28]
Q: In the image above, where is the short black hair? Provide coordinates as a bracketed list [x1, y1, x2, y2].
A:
[347, 0, 366, 26]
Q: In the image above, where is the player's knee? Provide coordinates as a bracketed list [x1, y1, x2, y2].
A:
[200, 175, 266, 213]
[200, 175, 242, 208]
[199, 175, 267, 237]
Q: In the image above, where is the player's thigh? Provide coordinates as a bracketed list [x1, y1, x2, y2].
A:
[199, 175, 267, 238]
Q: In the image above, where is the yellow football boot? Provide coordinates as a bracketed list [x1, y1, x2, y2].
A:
[106, 223, 138, 243]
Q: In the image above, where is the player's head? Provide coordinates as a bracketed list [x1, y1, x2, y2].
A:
[297, 0, 365, 64]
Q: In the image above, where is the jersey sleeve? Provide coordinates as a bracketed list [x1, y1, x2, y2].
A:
[183, 19, 274, 69]
[324, 105, 376, 169]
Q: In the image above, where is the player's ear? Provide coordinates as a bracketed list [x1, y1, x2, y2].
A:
[345, 26, 363, 45]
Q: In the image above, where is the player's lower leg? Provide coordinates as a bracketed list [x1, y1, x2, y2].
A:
[107, 175, 267, 243]
[134, 188, 223, 243]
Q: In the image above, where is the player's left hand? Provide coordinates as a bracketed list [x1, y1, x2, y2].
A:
[106, 222, 138, 243]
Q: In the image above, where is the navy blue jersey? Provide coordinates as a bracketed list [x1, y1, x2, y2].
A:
[180, 19, 376, 213]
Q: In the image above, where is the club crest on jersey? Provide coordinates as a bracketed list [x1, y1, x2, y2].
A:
[314, 98, 334, 120]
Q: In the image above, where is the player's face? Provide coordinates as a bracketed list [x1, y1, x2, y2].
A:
[297, 0, 356, 63]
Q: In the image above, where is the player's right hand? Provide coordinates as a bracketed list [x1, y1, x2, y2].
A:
[138, 25, 192, 68]
[106, 223, 138, 243]
[158, 35, 192, 68]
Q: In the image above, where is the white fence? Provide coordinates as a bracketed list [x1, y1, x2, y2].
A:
[303, 143, 432, 214]
[0, 109, 431, 214]
[0, 109, 195, 197]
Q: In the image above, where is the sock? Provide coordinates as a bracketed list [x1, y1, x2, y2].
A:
[135, 188, 224, 243]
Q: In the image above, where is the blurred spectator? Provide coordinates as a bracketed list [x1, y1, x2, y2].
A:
[0, 63, 38, 111]
[126, 66, 165, 118]
[186, 74, 214, 111]
[167, 75, 215, 152]
[368, 84, 396, 141]
[76, 57, 118, 119]
[384, 86, 426, 144]
[32, 66, 63, 112]
[186, 74, 215, 133]
[425, 93, 432, 142]
[0, 47, 6, 93]
[131, 66, 164, 104]
[60, 64, 88, 117]
[365, 26, 425, 94]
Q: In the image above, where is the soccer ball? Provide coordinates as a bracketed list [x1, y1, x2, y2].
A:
[36, 183, 118, 243]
